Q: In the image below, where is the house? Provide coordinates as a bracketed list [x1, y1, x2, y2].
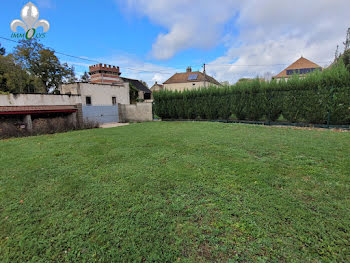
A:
[0, 64, 152, 133]
[272, 57, 322, 81]
[163, 67, 221, 92]
[150, 82, 164, 92]
[60, 64, 131, 123]
[60, 64, 130, 106]
[150, 82, 164, 99]
[121, 77, 152, 101]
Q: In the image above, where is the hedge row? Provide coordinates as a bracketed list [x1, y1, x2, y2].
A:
[154, 63, 350, 125]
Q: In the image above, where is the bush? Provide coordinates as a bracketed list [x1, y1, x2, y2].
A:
[0, 122, 28, 138]
[154, 63, 350, 125]
[0, 117, 100, 139]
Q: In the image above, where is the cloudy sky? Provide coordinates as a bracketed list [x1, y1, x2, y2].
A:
[1, 0, 349, 86]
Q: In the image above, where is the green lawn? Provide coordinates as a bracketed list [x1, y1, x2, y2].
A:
[0, 122, 349, 262]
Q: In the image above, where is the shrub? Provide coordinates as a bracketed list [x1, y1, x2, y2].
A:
[0, 117, 100, 139]
[154, 63, 350, 125]
[0, 122, 27, 139]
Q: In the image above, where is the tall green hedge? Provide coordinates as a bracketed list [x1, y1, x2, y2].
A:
[154, 63, 350, 125]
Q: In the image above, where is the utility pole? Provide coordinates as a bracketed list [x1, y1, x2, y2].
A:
[203, 63, 206, 88]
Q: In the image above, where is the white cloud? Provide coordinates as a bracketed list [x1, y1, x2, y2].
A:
[118, 0, 349, 84]
[119, 0, 241, 60]
[36, 0, 55, 9]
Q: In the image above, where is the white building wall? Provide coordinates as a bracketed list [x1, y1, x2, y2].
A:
[164, 82, 218, 92]
[60, 82, 130, 105]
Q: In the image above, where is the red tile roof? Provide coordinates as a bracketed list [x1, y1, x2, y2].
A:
[163, 71, 221, 85]
[273, 57, 322, 79]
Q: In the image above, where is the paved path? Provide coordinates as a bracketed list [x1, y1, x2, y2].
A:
[100, 123, 129, 128]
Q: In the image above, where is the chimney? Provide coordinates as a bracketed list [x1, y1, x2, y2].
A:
[186, 66, 192, 73]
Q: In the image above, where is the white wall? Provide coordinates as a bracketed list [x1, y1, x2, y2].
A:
[0, 94, 82, 106]
[60, 82, 130, 105]
[164, 82, 218, 92]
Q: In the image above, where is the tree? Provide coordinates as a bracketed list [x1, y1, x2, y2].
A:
[343, 28, 350, 52]
[263, 72, 273, 81]
[0, 43, 5, 56]
[80, 71, 90, 82]
[342, 49, 350, 72]
[129, 83, 139, 104]
[0, 54, 45, 93]
[140, 80, 148, 87]
[12, 39, 76, 93]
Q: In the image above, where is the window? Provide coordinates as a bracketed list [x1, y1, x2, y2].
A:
[287, 68, 319, 75]
[112, 96, 117, 105]
[86, 96, 92, 105]
[144, 93, 151, 100]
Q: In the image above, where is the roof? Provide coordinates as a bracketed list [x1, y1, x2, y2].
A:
[163, 71, 221, 85]
[0, 105, 77, 115]
[273, 57, 322, 79]
[121, 78, 151, 93]
[151, 83, 164, 88]
[150, 83, 164, 90]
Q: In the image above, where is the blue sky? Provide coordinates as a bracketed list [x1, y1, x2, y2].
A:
[1, 0, 348, 86]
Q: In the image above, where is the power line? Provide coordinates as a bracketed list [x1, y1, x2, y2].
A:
[0, 36, 177, 74]
[0, 36, 333, 74]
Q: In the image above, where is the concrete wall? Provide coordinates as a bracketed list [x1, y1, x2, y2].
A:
[0, 94, 82, 106]
[60, 82, 130, 106]
[119, 102, 152, 122]
[164, 82, 218, 92]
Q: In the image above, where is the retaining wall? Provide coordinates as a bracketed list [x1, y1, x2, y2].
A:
[119, 103, 152, 122]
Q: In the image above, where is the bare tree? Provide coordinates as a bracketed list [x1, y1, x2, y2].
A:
[343, 28, 350, 51]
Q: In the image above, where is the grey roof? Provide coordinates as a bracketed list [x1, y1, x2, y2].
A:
[121, 78, 151, 93]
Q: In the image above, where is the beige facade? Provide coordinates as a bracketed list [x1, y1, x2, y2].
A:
[164, 81, 218, 92]
[150, 83, 164, 92]
[162, 67, 221, 92]
[60, 82, 130, 106]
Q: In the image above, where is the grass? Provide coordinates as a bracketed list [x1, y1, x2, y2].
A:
[0, 122, 349, 262]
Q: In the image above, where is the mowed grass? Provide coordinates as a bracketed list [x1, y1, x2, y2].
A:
[0, 122, 349, 262]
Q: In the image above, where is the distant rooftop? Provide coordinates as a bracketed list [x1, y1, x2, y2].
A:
[164, 68, 221, 85]
[273, 57, 322, 79]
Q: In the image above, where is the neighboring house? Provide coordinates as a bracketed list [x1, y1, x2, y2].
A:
[150, 82, 164, 99]
[272, 57, 322, 81]
[150, 82, 164, 92]
[163, 67, 221, 92]
[121, 77, 152, 101]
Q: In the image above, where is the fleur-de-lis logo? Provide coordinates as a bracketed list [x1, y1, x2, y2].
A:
[10, 2, 50, 39]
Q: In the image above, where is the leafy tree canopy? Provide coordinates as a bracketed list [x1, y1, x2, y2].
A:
[80, 71, 90, 82]
[0, 54, 45, 93]
[0, 43, 5, 56]
[12, 39, 76, 93]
